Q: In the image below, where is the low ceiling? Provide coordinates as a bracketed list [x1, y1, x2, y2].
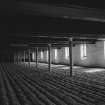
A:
[17, 0, 105, 10]
[0, 0, 105, 54]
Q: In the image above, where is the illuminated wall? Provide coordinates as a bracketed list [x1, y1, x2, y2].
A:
[94, 41, 105, 67]
[73, 43, 97, 66]
[40, 51, 44, 59]
[80, 44, 87, 60]
[51, 48, 63, 64]
[65, 47, 69, 60]
[46, 50, 48, 61]
[40, 50, 48, 63]
[32, 52, 35, 61]
[35, 41, 105, 68]
[54, 49, 58, 60]
[51, 49, 58, 64]
[73, 41, 105, 67]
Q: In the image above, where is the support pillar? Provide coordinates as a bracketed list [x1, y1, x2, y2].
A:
[14, 54, 16, 64]
[36, 47, 38, 69]
[48, 44, 51, 71]
[20, 54, 22, 64]
[23, 51, 26, 66]
[16, 54, 18, 64]
[68, 37, 73, 77]
[24, 51, 25, 63]
[18, 54, 20, 64]
[28, 49, 31, 68]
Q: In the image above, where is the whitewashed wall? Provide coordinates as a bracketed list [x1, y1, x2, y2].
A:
[32, 41, 105, 68]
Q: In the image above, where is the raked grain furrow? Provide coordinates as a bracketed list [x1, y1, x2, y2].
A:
[51, 77, 105, 99]
[42, 74, 105, 105]
[61, 77, 105, 97]
[73, 76, 105, 88]
[13, 71, 91, 105]
[27, 77, 83, 105]
[3, 64, 105, 105]
[6, 72, 35, 105]
[2, 64, 34, 105]
[0, 65, 9, 105]
[5, 67, 46, 105]
[20, 68, 105, 105]
[20, 71, 94, 105]
[33, 77, 94, 105]
[0, 67, 20, 105]
[9, 70, 69, 105]
[6, 66, 59, 105]
[8, 66, 82, 105]
[6, 64, 99, 104]
[41, 71, 105, 99]
[19, 75, 73, 105]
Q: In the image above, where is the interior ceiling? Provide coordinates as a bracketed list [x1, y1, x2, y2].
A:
[0, 0, 105, 51]
[17, 0, 105, 10]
